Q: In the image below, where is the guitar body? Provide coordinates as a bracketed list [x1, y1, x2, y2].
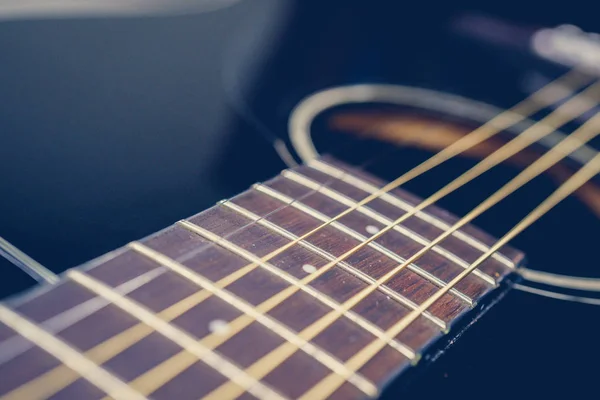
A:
[0, 1, 597, 398]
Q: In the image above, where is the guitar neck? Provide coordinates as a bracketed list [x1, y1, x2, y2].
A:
[0, 156, 523, 400]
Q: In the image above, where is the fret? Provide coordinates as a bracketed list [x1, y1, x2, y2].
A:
[0, 267, 165, 366]
[205, 305, 411, 400]
[187, 202, 444, 348]
[230, 188, 464, 327]
[222, 199, 445, 329]
[0, 305, 145, 400]
[43, 228, 371, 398]
[190, 174, 522, 399]
[0, 307, 141, 399]
[0, 246, 284, 400]
[261, 172, 500, 301]
[183, 204, 452, 399]
[4, 278, 229, 399]
[279, 163, 517, 281]
[129, 241, 378, 397]
[308, 158, 517, 268]
[67, 270, 285, 400]
[254, 182, 475, 305]
[283, 169, 497, 285]
[178, 212, 416, 358]
[274, 171, 497, 301]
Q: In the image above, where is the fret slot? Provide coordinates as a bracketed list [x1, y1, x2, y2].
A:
[255, 182, 475, 306]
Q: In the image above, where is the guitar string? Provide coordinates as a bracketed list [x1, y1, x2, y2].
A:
[299, 133, 600, 400]
[518, 268, 600, 292]
[289, 73, 600, 299]
[0, 69, 584, 396]
[234, 69, 593, 277]
[55, 69, 592, 400]
[513, 283, 600, 306]
[0, 305, 146, 400]
[94, 69, 596, 400]
[0, 236, 58, 284]
[0, 131, 390, 400]
[202, 80, 600, 398]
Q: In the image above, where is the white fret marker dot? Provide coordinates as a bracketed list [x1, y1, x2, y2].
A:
[208, 319, 230, 336]
[365, 225, 380, 235]
[302, 264, 317, 274]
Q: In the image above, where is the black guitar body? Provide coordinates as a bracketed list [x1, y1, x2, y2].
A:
[0, 1, 597, 398]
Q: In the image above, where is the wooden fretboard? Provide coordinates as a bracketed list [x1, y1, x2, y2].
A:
[0, 156, 523, 400]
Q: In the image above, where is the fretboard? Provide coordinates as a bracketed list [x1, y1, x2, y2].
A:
[0, 156, 523, 400]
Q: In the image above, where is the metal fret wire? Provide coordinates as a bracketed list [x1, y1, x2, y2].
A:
[72, 201, 423, 400]
[176, 214, 416, 357]
[1, 177, 403, 399]
[92, 144, 517, 399]
[307, 159, 515, 268]
[0, 267, 166, 368]
[0, 305, 146, 400]
[221, 200, 445, 328]
[202, 74, 599, 398]
[127, 242, 377, 397]
[281, 169, 497, 285]
[252, 183, 474, 304]
[0, 134, 379, 398]
[68, 270, 287, 400]
[300, 120, 600, 400]
[2, 277, 235, 399]
[0, 70, 588, 400]
[0, 266, 285, 400]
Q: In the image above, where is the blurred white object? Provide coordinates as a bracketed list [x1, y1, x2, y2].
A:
[532, 24, 600, 74]
[0, 0, 240, 20]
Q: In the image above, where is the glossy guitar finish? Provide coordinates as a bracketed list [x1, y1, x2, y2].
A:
[0, 1, 597, 398]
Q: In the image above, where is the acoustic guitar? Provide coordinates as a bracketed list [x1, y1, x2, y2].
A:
[0, 2, 597, 399]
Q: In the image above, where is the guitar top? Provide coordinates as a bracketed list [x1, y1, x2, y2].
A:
[0, 1, 598, 399]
